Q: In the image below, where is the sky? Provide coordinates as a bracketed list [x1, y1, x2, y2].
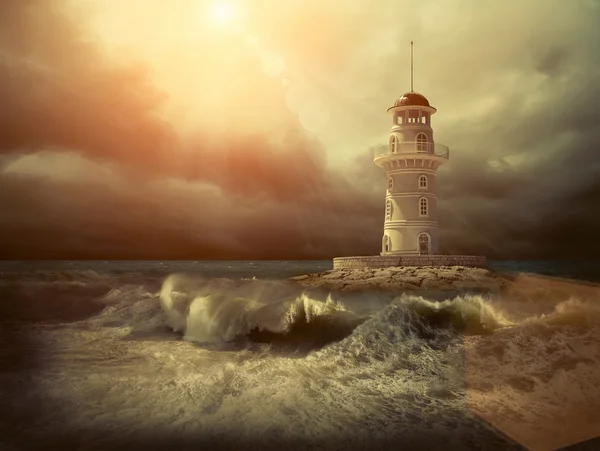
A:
[1, 0, 600, 260]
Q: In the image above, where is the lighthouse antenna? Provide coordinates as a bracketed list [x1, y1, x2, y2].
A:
[410, 40, 414, 92]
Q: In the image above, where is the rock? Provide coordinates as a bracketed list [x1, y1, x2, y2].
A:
[420, 277, 448, 289]
[325, 282, 346, 291]
[289, 266, 512, 293]
[340, 284, 365, 292]
[392, 276, 423, 287]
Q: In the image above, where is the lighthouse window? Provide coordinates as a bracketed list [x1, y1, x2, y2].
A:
[385, 200, 392, 220]
[419, 197, 428, 217]
[383, 235, 391, 252]
[416, 133, 428, 153]
[418, 233, 430, 255]
[419, 175, 427, 189]
[389, 135, 397, 153]
[388, 177, 393, 190]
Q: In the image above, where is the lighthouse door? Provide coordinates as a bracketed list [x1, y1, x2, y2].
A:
[418, 233, 430, 255]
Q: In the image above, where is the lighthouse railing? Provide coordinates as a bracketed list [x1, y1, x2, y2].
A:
[372, 142, 449, 159]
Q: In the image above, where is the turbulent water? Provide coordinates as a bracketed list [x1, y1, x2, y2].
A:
[1, 261, 600, 451]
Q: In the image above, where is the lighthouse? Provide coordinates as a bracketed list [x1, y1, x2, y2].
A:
[373, 41, 449, 256]
[332, 42, 486, 270]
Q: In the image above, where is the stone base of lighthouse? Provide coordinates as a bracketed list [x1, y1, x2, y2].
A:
[332, 255, 486, 270]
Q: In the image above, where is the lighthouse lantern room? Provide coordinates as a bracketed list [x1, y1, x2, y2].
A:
[373, 41, 449, 256]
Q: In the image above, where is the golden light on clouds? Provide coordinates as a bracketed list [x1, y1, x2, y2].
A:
[2, 0, 600, 261]
[82, 0, 361, 142]
[259, 50, 286, 77]
[207, 1, 236, 26]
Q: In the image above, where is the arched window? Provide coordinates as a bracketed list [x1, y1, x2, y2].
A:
[419, 175, 427, 189]
[389, 135, 397, 153]
[383, 235, 391, 252]
[388, 177, 394, 190]
[416, 133, 428, 153]
[418, 233, 430, 255]
[385, 200, 392, 221]
[419, 197, 428, 217]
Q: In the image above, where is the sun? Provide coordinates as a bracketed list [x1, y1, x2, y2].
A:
[209, 1, 235, 25]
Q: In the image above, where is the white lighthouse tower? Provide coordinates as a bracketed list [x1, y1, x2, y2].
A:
[373, 42, 449, 256]
[332, 42, 486, 270]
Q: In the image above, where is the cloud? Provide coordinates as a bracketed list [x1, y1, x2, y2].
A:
[0, 1, 357, 201]
[0, 1, 179, 174]
[1, 0, 600, 260]
[0, 168, 381, 259]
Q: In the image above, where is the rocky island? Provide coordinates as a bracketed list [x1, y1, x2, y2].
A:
[289, 266, 509, 293]
[288, 265, 600, 307]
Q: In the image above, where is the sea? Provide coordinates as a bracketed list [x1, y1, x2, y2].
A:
[1, 260, 600, 451]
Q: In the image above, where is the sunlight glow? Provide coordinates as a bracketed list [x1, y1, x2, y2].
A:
[209, 1, 235, 25]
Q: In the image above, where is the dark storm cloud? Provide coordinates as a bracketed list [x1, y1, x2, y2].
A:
[0, 0, 383, 259]
[534, 47, 569, 77]
[180, 131, 345, 203]
[1, 0, 600, 260]
[323, 0, 600, 259]
[0, 0, 178, 174]
[426, 1, 600, 259]
[0, 173, 380, 259]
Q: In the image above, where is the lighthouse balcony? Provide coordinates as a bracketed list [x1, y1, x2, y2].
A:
[373, 142, 449, 164]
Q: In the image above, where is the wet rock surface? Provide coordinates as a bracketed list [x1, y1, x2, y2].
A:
[288, 266, 511, 293]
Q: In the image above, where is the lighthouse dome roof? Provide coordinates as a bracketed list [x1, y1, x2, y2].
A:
[393, 92, 430, 107]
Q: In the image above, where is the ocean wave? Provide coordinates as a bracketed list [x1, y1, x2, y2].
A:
[157, 275, 600, 352]
[18, 271, 598, 357]
[155, 275, 518, 356]
[0, 269, 106, 284]
[307, 294, 512, 371]
[390, 294, 513, 334]
[528, 297, 600, 328]
[0, 268, 163, 323]
[158, 274, 361, 348]
[4, 268, 600, 450]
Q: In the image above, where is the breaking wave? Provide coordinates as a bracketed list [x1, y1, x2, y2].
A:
[154, 274, 591, 354]
[388, 294, 513, 334]
[4, 264, 600, 450]
[527, 296, 600, 327]
[158, 274, 366, 351]
[7, 267, 598, 352]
